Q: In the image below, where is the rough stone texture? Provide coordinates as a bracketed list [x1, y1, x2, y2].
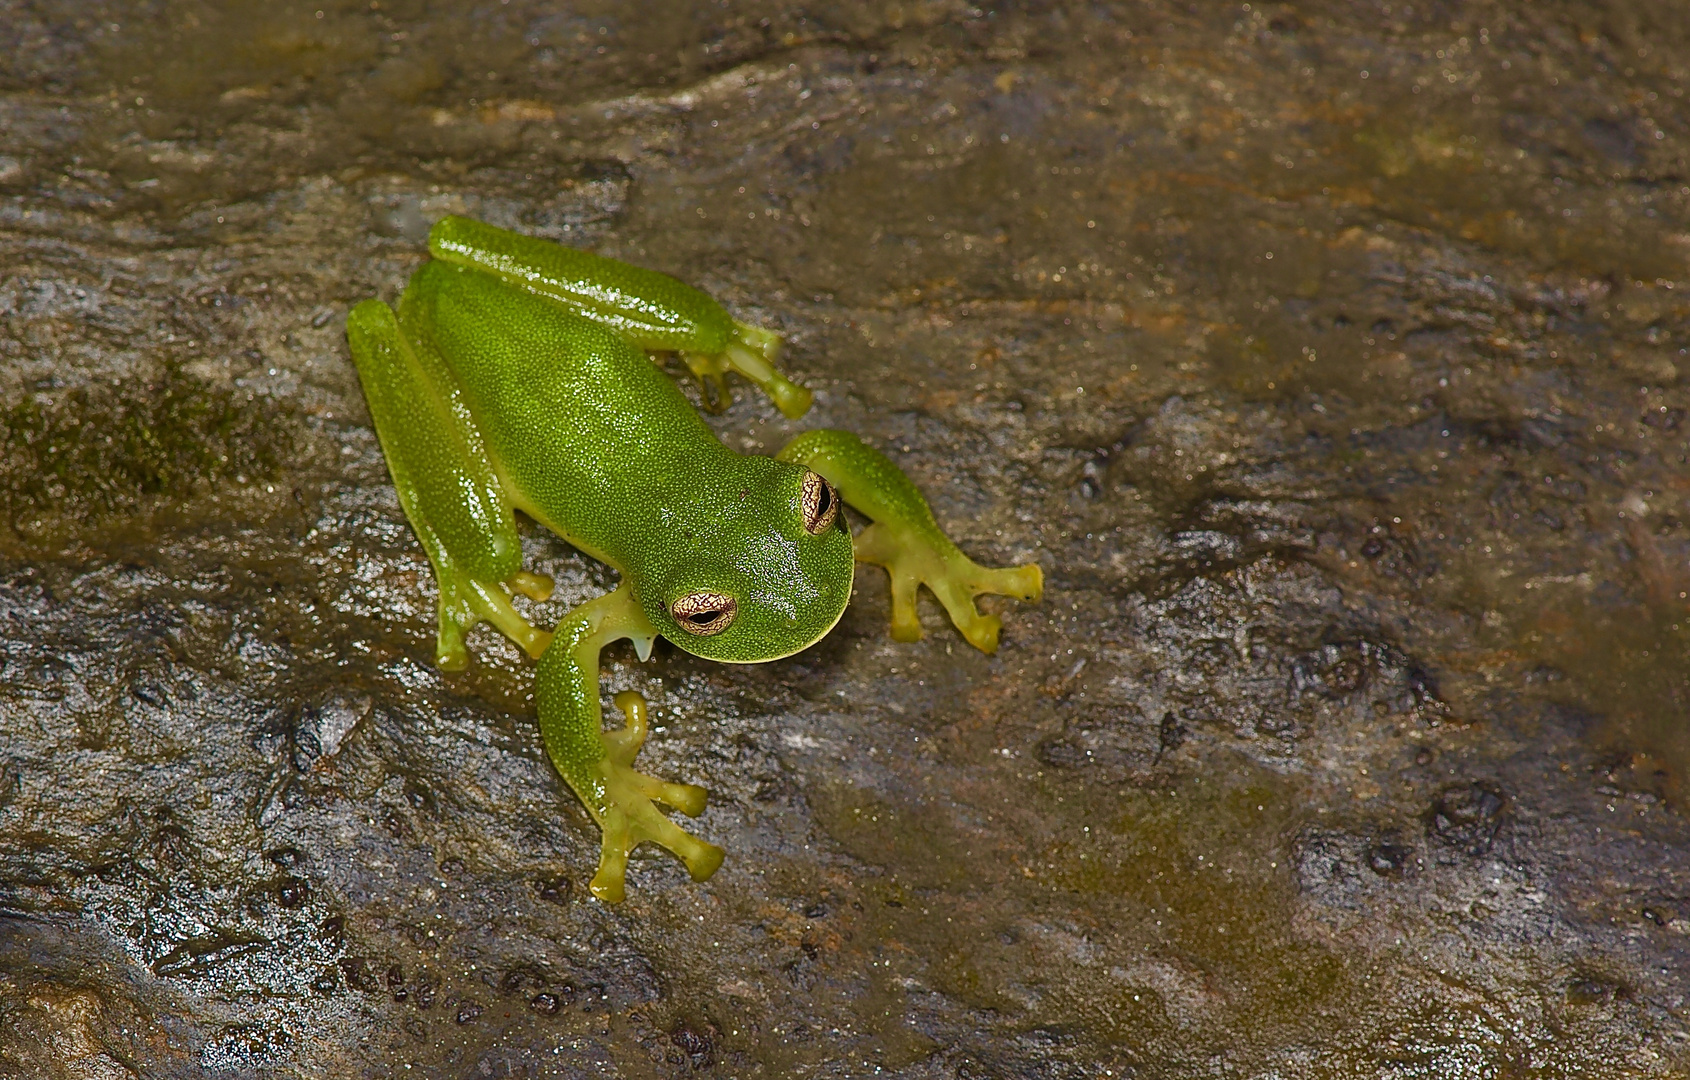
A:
[4, 1, 1690, 1076]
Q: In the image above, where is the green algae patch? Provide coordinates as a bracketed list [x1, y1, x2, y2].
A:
[0, 362, 295, 542]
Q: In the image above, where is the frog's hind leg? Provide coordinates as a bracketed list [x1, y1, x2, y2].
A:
[347, 299, 552, 670]
[424, 215, 812, 420]
[681, 322, 812, 420]
[778, 429, 1042, 654]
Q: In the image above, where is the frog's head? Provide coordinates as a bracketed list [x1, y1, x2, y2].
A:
[642, 458, 854, 663]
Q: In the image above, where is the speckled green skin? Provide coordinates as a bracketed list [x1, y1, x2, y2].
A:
[347, 218, 1040, 903]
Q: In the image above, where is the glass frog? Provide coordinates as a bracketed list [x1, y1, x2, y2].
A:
[346, 216, 1042, 903]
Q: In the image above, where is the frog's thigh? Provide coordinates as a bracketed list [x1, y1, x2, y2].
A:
[347, 300, 551, 670]
[427, 215, 812, 420]
[777, 429, 1043, 654]
[535, 586, 724, 904]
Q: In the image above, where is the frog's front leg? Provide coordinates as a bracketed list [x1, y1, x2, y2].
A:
[536, 585, 724, 904]
[778, 430, 1043, 653]
[428, 215, 812, 419]
[346, 300, 553, 669]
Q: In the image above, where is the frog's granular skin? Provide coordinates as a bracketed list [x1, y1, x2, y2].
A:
[3, 1, 1690, 1076]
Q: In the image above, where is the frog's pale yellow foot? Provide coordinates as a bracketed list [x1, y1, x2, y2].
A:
[725, 331, 812, 419]
[680, 323, 812, 420]
[588, 692, 724, 904]
[855, 522, 1043, 655]
[435, 576, 552, 669]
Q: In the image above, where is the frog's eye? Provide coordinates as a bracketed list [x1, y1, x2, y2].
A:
[800, 471, 840, 535]
[671, 591, 738, 635]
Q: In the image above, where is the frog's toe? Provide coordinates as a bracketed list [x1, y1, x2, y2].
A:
[507, 570, 554, 602]
[886, 569, 925, 643]
[930, 587, 1002, 653]
[702, 372, 733, 413]
[733, 320, 783, 362]
[682, 351, 734, 413]
[725, 338, 811, 419]
[684, 836, 726, 881]
[603, 691, 652, 765]
[589, 813, 633, 904]
[631, 772, 709, 817]
[435, 625, 471, 672]
[928, 576, 1000, 652]
[982, 562, 1044, 604]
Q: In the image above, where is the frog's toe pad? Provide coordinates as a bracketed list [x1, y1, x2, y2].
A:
[956, 612, 1003, 654]
[435, 635, 471, 672]
[636, 775, 708, 817]
[507, 570, 554, 602]
[990, 562, 1044, 604]
[685, 839, 726, 882]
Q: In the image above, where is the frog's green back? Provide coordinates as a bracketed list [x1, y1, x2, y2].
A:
[399, 261, 737, 571]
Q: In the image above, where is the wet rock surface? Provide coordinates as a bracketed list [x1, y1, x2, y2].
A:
[4, 0, 1690, 1075]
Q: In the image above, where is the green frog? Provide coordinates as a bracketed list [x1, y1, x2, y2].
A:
[346, 216, 1042, 902]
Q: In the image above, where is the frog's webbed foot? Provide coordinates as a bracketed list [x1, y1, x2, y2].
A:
[435, 570, 555, 671]
[682, 322, 813, 420]
[589, 691, 724, 904]
[854, 522, 1043, 654]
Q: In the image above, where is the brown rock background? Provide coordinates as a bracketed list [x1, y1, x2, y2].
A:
[3, 1, 1690, 1075]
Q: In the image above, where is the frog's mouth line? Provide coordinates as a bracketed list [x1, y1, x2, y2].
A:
[708, 592, 852, 665]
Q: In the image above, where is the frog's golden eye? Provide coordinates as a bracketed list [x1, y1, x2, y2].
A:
[800, 471, 840, 535]
[672, 592, 738, 635]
